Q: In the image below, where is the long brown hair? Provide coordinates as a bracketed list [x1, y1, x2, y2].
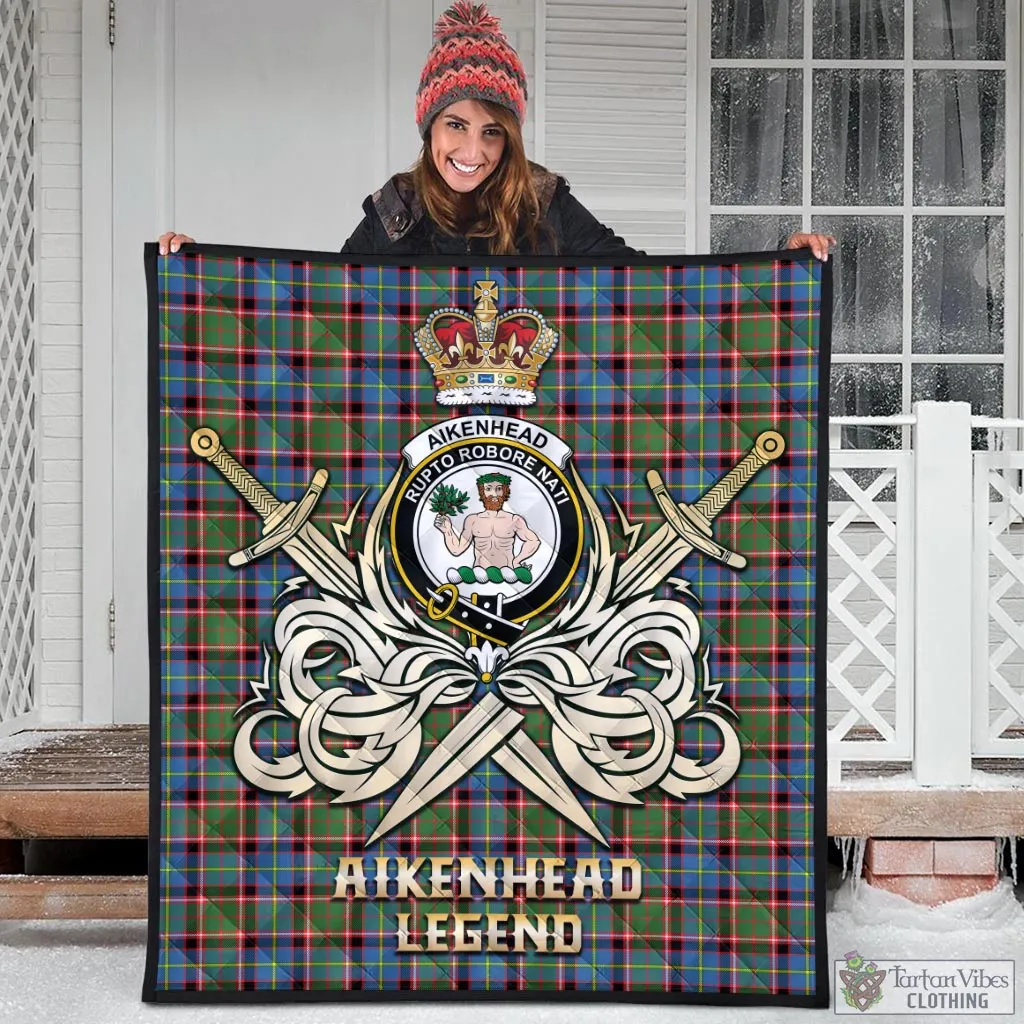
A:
[411, 101, 546, 254]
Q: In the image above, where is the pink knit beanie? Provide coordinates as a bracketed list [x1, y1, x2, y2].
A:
[415, 2, 528, 138]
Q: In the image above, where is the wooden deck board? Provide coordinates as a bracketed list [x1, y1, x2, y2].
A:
[0, 790, 148, 839]
[829, 788, 1024, 837]
[0, 726, 147, 790]
[0, 875, 147, 919]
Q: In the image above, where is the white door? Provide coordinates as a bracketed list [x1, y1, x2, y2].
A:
[109, 0, 431, 721]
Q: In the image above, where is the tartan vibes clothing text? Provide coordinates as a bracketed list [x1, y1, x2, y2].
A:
[144, 245, 832, 1007]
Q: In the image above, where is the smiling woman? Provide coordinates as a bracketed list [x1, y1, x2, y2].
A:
[341, 1, 833, 259]
[158, 1, 835, 261]
[338, 1, 642, 257]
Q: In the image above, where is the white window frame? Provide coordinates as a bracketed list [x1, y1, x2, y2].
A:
[690, 1, 1022, 428]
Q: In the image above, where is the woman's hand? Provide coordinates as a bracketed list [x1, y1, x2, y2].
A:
[786, 232, 836, 261]
[158, 231, 195, 255]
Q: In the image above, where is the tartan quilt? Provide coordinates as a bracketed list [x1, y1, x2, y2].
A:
[143, 244, 831, 1007]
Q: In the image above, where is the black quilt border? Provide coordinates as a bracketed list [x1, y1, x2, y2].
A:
[141, 242, 833, 1008]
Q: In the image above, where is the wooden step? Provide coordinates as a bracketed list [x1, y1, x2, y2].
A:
[0, 790, 148, 840]
[829, 783, 1024, 837]
[0, 724, 148, 792]
[0, 874, 147, 919]
[0, 726, 147, 841]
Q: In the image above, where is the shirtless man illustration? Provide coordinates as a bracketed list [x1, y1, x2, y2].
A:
[434, 473, 541, 571]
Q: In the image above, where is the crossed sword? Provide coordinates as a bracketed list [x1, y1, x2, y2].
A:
[190, 426, 785, 847]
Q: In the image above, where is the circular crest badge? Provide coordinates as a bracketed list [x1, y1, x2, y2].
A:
[391, 417, 583, 643]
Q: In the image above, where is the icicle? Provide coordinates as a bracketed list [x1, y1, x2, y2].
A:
[834, 836, 853, 879]
[1011, 839, 1018, 887]
[851, 838, 867, 892]
[997, 837, 1006, 878]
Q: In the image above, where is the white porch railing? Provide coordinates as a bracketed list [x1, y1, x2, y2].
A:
[828, 403, 1024, 782]
[973, 418, 1024, 758]
[826, 442, 913, 763]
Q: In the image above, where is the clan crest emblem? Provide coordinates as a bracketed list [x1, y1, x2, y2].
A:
[190, 281, 787, 847]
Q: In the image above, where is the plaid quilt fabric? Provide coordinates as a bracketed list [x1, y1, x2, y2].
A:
[143, 244, 831, 1007]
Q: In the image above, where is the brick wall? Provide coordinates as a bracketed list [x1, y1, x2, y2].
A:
[38, 0, 83, 723]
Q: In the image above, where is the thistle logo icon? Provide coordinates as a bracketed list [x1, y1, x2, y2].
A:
[839, 950, 886, 1012]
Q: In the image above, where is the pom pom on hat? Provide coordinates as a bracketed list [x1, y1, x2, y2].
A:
[433, 0, 505, 39]
[416, 2, 528, 138]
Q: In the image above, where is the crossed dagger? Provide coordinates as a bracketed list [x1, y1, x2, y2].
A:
[190, 426, 785, 846]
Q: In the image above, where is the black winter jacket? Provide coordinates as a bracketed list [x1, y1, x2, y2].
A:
[340, 167, 641, 258]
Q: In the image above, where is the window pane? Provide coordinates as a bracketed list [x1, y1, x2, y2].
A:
[912, 216, 1004, 354]
[813, 0, 903, 59]
[710, 214, 802, 253]
[912, 364, 1003, 424]
[812, 216, 902, 354]
[712, 0, 802, 59]
[914, 0, 1005, 60]
[813, 70, 903, 206]
[913, 70, 1005, 206]
[830, 363, 902, 450]
[711, 69, 803, 205]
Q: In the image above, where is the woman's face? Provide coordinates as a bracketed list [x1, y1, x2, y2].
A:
[430, 100, 507, 193]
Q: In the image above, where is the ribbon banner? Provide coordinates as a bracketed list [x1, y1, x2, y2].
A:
[144, 246, 831, 1007]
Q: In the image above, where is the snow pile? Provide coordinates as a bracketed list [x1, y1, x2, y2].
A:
[832, 875, 1024, 933]
[833, 767, 1024, 790]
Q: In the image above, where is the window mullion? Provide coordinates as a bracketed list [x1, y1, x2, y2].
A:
[902, 3, 915, 443]
[802, 0, 812, 234]
[710, 205, 1006, 216]
[1008, 0, 1022, 418]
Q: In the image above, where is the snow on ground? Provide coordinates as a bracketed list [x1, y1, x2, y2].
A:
[833, 769, 1024, 791]
[2, 870, 1024, 1024]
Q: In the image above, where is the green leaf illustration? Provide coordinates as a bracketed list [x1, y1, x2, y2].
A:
[429, 483, 469, 517]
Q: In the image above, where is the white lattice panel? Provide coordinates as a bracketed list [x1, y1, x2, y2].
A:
[0, 0, 37, 731]
[827, 451, 913, 759]
[973, 453, 1024, 755]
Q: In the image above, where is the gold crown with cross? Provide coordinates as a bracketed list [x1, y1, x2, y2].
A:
[414, 281, 558, 406]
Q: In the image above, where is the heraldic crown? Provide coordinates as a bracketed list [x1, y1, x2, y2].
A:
[415, 280, 558, 405]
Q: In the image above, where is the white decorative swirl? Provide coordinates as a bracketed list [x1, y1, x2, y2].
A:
[232, 457, 742, 831]
[497, 466, 741, 804]
[233, 470, 477, 802]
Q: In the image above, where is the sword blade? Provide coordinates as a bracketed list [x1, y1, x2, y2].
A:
[365, 692, 523, 846]
[493, 733, 609, 847]
[282, 523, 359, 598]
[615, 527, 696, 601]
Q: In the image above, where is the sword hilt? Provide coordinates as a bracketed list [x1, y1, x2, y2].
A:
[693, 430, 785, 525]
[190, 427, 279, 520]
